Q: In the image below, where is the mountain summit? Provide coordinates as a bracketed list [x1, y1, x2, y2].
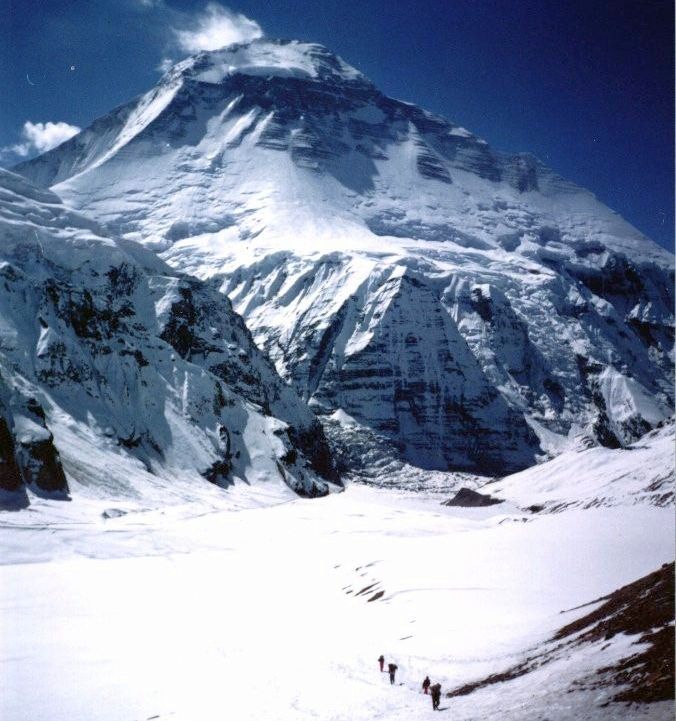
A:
[15, 38, 674, 476]
[171, 38, 369, 85]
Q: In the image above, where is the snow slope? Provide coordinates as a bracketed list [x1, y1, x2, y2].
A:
[14, 38, 675, 475]
[1, 431, 673, 721]
[0, 168, 337, 507]
[488, 421, 675, 511]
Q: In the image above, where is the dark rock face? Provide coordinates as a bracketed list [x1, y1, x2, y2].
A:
[0, 396, 69, 497]
[17, 399, 69, 495]
[158, 277, 279, 411]
[442, 487, 503, 507]
[202, 459, 232, 487]
[16, 432, 69, 495]
[0, 416, 22, 492]
[288, 422, 339, 483]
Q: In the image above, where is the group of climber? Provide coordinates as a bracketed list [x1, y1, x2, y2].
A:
[378, 655, 443, 711]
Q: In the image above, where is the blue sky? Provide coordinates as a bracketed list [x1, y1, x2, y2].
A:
[1, 0, 673, 250]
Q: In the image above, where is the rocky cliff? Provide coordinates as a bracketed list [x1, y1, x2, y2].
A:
[0, 168, 337, 506]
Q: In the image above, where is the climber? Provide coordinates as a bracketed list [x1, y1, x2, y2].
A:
[422, 675, 431, 694]
[378, 654, 385, 672]
[388, 662, 398, 685]
[430, 682, 442, 710]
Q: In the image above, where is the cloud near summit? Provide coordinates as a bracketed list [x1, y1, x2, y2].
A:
[174, 3, 263, 53]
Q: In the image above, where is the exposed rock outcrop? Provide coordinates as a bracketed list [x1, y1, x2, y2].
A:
[446, 563, 675, 705]
[442, 488, 503, 507]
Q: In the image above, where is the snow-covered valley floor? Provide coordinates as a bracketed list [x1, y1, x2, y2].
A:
[1, 484, 673, 721]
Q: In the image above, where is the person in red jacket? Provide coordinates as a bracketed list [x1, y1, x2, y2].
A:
[378, 654, 385, 672]
[422, 675, 431, 694]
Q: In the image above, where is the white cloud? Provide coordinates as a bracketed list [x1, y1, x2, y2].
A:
[174, 3, 263, 53]
[22, 121, 81, 153]
[3, 121, 81, 160]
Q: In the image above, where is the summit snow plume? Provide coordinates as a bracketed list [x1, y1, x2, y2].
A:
[174, 3, 263, 53]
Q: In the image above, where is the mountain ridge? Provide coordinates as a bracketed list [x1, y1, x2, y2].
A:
[0, 167, 338, 507]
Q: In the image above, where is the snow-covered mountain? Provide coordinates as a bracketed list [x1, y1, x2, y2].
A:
[0, 168, 338, 507]
[15, 38, 674, 475]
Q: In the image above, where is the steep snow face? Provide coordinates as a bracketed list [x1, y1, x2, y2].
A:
[0, 169, 337, 506]
[14, 39, 675, 473]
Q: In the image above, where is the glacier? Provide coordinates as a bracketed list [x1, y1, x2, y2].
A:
[1, 420, 673, 720]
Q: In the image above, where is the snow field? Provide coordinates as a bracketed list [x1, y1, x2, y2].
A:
[1, 484, 673, 721]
